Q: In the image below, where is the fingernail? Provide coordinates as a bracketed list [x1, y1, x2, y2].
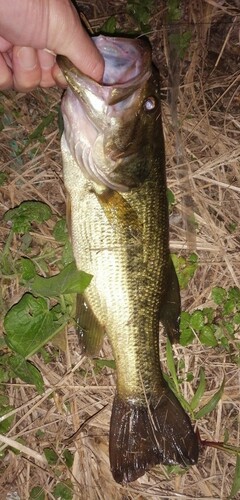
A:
[17, 47, 37, 70]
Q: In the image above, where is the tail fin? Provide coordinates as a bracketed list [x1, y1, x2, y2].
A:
[109, 388, 198, 483]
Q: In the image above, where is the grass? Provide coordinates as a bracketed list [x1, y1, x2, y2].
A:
[0, 0, 240, 498]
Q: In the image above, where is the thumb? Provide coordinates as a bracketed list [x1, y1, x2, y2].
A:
[46, 1, 104, 81]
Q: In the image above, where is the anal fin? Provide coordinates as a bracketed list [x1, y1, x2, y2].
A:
[76, 294, 105, 356]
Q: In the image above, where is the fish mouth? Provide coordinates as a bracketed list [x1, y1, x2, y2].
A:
[58, 35, 151, 107]
[58, 36, 153, 191]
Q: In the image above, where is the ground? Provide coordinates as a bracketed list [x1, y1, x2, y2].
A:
[0, 1, 239, 499]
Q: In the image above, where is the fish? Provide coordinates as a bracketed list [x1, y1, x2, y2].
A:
[58, 35, 199, 484]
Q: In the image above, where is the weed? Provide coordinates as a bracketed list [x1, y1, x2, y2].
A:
[180, 286, 240, 352]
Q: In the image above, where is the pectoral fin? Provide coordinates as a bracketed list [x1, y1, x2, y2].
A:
[160, 257, 181, 343]
[76, 294, 105, 356]
[95, 188, 141, 240]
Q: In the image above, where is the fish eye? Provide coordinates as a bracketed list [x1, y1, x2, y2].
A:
[143, 96, 157, 112]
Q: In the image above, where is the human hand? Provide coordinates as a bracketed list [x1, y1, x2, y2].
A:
[0, 0, 104, 92]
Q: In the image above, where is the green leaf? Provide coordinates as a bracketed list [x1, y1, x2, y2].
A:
[166, 338, 179, 392]
[180, 311, 191, 329]
[211, 286, 226, 305]
[230, 454, 240, 498]
[17, 257, 36, 281]
[8, 354, 44, 394]
[167, 188, 175, 208]
[233, 313, 240, 325]
[63, 449, 74, 468]
[53, 219, 68, 243]
[30, 261, 92, 297]
[95, 359, 116, 371]
[101, 16, 117, 34]
[4, 293, 67, 358]
[223, 299, 235, 315]
[53, 480, 73, 500]
[199, 325, 217, 347]
[190, 368, 206, 411]
[167, 0, 181, 22]
[190, 310, 204, 331]
[44, 447, 58, 465]
[189, 252, 198, 264]
[195, 378, 225, 419]
[228, 287, 240, 305]
[4, 201, 52, 233]
[29, 486, 45, 500]
[180, 327, 194, 346]
[202, 307, 214, 323]
[169, 31, 192, 59]
[61, 240, 74, 266]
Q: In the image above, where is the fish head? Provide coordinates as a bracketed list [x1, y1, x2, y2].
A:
[58, 35, 163, 192]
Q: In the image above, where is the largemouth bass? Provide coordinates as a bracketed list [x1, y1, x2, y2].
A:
[58, 35, 199, 483]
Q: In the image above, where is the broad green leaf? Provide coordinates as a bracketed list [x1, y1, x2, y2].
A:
[169, 31, 192, 59]
[17, 257, 36, 281]
[44, 447, 58, 465]
[180, 327, 194, 346]
[61, 240, 74, 266]
[189, 252, 198, 264]
[4, 293, 67, 358]
[8, 354, 44, 394]
[228, 286, 240, 305]
[30, 262, 92, 297]
[4, 201, 52, 233]
[30, 486, 45, 500]
[233, 313, 240, 325]
[230, 454, 240, 499]
[211, 286, 226, 305]
[101, 16, 117, 34]
[95, 359, 116, 371]
[63, 449, 74, 468]
[180, 311, 191, 329]
[202, 307, 214, 323]
[195, 378, 225, 419]
[167, 0, 181, 22]
[53, 480, 73, 500]
[190, 310, 204, 331]
[223, 299, 235, 315]
[53, 219, 68, 243]
[190, 368, 206, 411]
[199, 325, 217, 347]
[167, 188, 175, 207]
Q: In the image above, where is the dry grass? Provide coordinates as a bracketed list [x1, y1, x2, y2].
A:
[0, 1, 240, 499]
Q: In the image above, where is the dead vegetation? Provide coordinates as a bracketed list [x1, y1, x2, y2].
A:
[0, 1, 239, 499]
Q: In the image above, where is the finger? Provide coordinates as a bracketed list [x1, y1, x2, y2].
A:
[52, 62, 67, 88]
[38, 49, 55, 87]
[46, 1, 104, 82]
[12, 46, 41, 92]
[0, 36, 12, 52]
[0, 53, 13, 89]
